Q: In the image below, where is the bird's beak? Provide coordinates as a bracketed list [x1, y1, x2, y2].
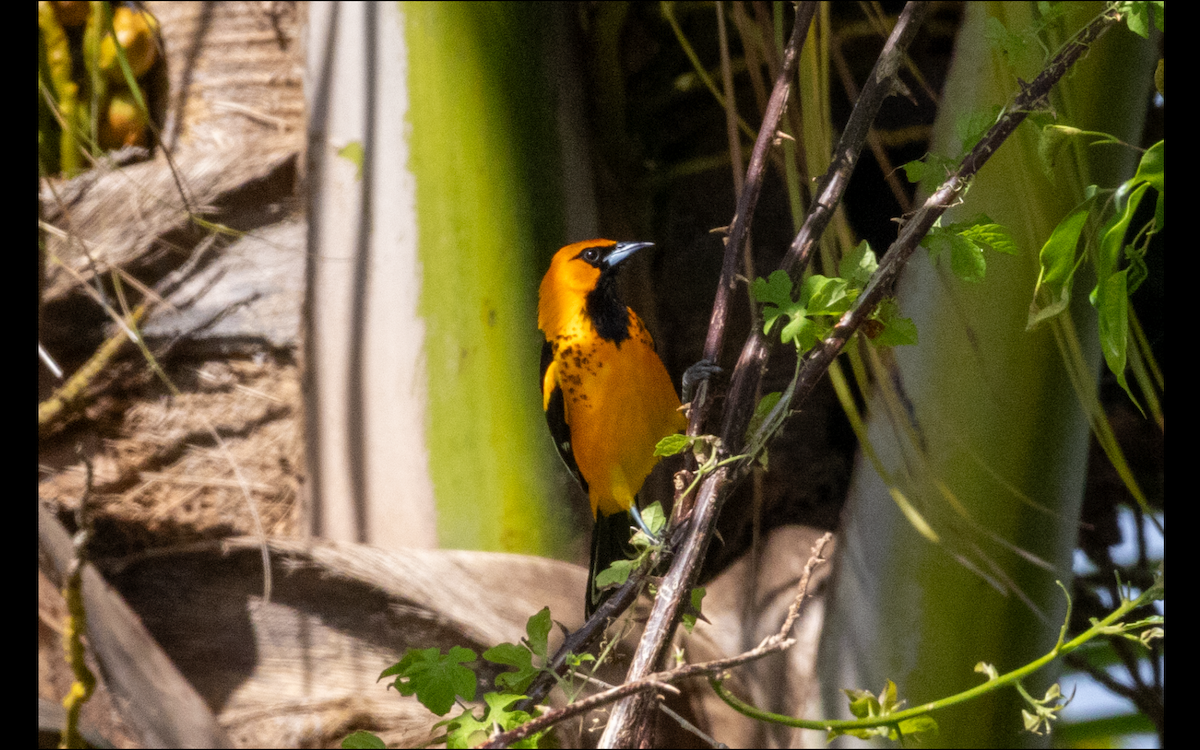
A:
[603, 241, 655, 270]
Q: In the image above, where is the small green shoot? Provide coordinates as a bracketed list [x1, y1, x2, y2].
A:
[921, 215, 1018, 284]
[752, 240, 916, 356]
[835, 680, 939, 742]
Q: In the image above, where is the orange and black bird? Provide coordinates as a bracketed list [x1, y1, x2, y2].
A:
[538, 239, 687, 618]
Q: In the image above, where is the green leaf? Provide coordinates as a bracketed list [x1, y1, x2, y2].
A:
[924, 227, 953, 263]
[1095, 181, 1151, 290]
[899, 715, 939, 739]
[655, 433, 691, 457]
[923, 217, 1016, 284]
[594, 557, 635, 588]
[949, 233, 987, 283]
[1028, 196, 1094, 329]
[342, 730, 386, 749]
[840, 240, 879, 288]
[381, 646, 478, 716]
[1097, 268, 1136, 403]
[1123, 1, 1164, 38]
[901, 158, 927, 183]
[754, 270, 803, 336]
[525, 607, 551, 659]
[682, 587, 706, 632]
[843, 687, 882, 720]
[780, 311, 820, 350]
[955, 106, 1002, 155]
[958, 219, 1018, 255]
[870, 299, 918, 346]
[1091, 182, 1149, 406]
[438, 693, 541, 749]
[982, 16, 1025, 58]
[746, 391, 782, 441]
[800, 274, 850, 315]
[751, 270, 794, 307]
[438, 706, 491, 749]
[1134, 140, 1164, 231]
[832, 680, 935, 742]
[483, 643, 538, 694]
[1134, 140, 1163, 194]
[1037, 123, 1084, 175]
[640, 502, 667, 536]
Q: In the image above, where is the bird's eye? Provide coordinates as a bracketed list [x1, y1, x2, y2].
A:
[583, 248, 600, 262]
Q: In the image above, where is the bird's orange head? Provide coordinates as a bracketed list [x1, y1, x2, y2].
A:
[537, 239, 653, 342]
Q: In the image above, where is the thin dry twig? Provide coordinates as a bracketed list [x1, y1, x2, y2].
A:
[484, 533, 833, 749]
[687, 1, 817, 447]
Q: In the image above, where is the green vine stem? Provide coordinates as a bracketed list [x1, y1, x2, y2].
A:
[710, 573, 1163, 737]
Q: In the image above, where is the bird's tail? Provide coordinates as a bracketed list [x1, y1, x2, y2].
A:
[586, 511, 636, 618]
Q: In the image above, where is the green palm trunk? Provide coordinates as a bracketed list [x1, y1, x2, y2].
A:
[818, 4, 1155, 747]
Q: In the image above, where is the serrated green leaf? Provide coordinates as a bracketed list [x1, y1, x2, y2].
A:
[874, 316, 918, 346]
[752, 270, 794, 306]
[871, 299, 918, 346]
[595, 558, 634, 588]
[1124, 1, 1155, 37]
[440, 693, 540, 749]
[384, 646, 479, 716]
[483, 643, 538, 693]
[955, 106, 1002, 154]
[801, 274, 850, 314]
[439, 705, 490, 749]
[983, 15, 1022, 56]
[949, 234, 987, 283]
[959, 221, 1018, 255]
[840, 240, 879, 288]
[923, 229, 954, 263]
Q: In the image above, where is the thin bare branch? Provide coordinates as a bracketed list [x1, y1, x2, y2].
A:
[687, 1, 816, 444]
[487, 533, 833, 748]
